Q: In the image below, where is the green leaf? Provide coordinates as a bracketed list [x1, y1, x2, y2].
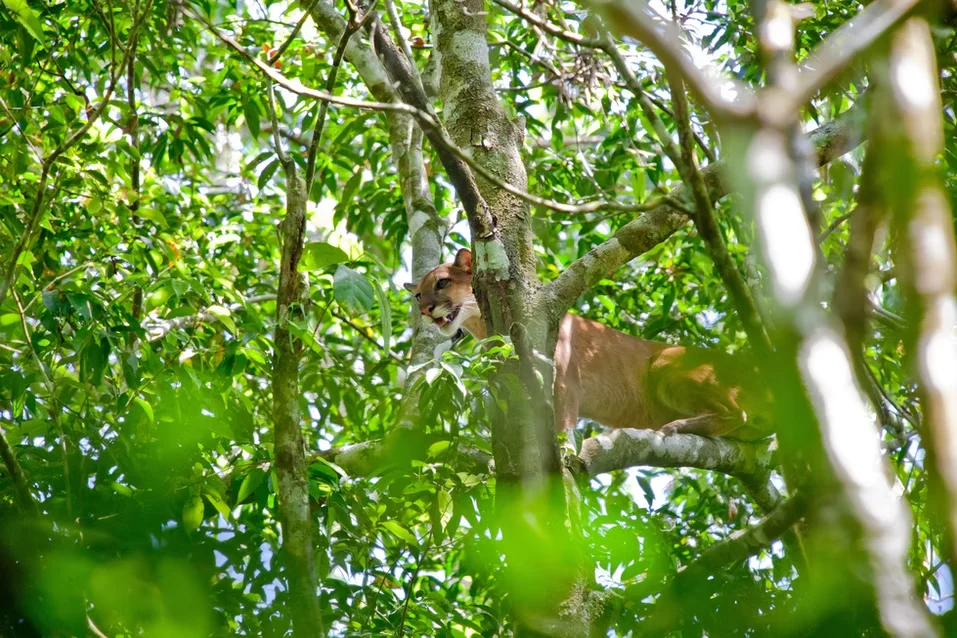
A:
[111, 481, 133, 497]
[299, 242, 348, 272]
[203, 488, 232, 519]
[381, 520, 418, 546]
[427, 440, 451, 458]
[135, 206, 168, 228]
[333, 266, 375, 314]
[206, 305, 237, 335]
[437, 488, 453, 531]
[243, 99, 261, 138]
[373, 283, 391, 356]
[258, 158, 279, 190]
[237, 468, 266, 504]
[337, 170, 363, 211]
[182, 493, 204, 532]
[133, 397, 154, 423]
[2, 0, 44, 43]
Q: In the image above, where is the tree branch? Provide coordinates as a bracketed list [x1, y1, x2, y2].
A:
[300, 0, 451, 426]
[305, 0, 377, 190]
[579, 428, 773, 477]
[321, 427, 776, 489]
[544, 100, 866, 320]
[366, 15, 495, 239]
[737, 10, 935, 633]
[268, 0, 317, 66]
[0, 426, 36, 513]
[884, 18, 957, 615]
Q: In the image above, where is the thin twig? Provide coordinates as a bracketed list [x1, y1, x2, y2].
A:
[306, 0, 379, 189]
[268, 0, 318, 65]
[192, 8, 677, 218]
[489, 0, 603, 48]
[330, 309, 402, 362]
[645, 91, 716, 163]
[591, 0, 755, 119]
[668, 70, 771, 356]
[383, 0, 415, 63]
[0, 0, 154, 311]
[13, 290, 72, 519]
[817, 208, 854, 242]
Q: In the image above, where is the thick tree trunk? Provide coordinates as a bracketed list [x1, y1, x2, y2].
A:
[430, 1, 606, 634]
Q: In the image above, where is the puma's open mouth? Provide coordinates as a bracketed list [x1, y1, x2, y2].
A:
[433, 307, 459, 327]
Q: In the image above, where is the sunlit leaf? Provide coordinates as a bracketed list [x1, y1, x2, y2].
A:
[333, 265, 375, 313]
[2, 0, 43, 43]
[299, 242, 348, 272]
[237, 468, 266, 504]
[182, 493, 204, 532]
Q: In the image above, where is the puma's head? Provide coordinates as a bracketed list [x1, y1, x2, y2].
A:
[404, 249, 484, 338]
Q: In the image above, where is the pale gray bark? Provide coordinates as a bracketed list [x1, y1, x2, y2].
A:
[304, 0, 450, 416]
[580, 429, 772, 480]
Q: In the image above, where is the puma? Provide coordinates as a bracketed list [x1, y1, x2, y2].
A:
[405, 249, 773, 441]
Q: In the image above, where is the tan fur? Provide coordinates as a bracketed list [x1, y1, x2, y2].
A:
[406, 250, 772, 441]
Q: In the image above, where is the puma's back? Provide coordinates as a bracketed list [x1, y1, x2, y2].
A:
[407, 250, 772, 441]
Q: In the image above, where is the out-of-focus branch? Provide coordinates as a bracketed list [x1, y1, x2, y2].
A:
[545, 100, 866, 321]
[735, 6, 935, 634]
[0, 427, 36, 513]
[832, 132, 898, 436]
[781, 0, 923, 117]
[588, 0, 756, 119]
[886, 18, 957, 585]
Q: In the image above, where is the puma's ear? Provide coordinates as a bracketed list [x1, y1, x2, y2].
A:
[403, 282, 418, 294]
[453, 248, 472, 273]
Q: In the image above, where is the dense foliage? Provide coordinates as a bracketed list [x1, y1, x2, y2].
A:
[1, 0, 955, 636]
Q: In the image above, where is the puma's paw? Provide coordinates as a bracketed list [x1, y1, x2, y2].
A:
[659, 423, 678, 437]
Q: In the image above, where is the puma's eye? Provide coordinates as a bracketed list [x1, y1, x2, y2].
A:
[435, 278, 451, 290]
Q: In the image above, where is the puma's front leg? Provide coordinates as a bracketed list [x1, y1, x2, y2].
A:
[553, 326, 581, 454]
[659, 413, 740, 437]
